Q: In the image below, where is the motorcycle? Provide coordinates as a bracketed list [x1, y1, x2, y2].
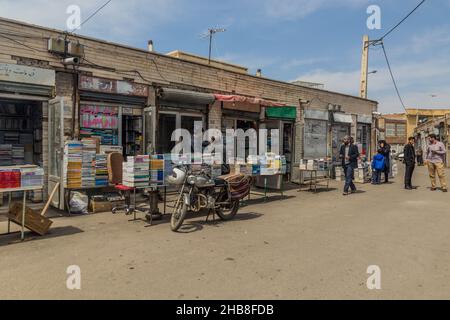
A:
[167, 164, 251, 232]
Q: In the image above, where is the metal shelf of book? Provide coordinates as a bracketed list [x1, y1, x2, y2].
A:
[80, 104, 119, 146]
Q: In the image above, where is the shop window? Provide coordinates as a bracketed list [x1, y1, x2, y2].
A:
[396, 124, 406, 136]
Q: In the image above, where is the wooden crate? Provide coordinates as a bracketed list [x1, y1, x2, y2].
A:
[90, 200, 112, 214]
[8, 202, 53, 236]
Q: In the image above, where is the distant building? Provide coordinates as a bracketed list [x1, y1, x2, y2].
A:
[405, 108, 450, 140]
[378, 113, 407, 154]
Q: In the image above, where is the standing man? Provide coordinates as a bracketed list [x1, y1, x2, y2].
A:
[378, 140, 391, 183]
[340, 136, 360, 196]
[425, 134, 448, 192]
[403, 137, 416, 190]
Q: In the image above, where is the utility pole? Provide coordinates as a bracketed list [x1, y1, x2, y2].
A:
[359, 35, 370, 99]
[206, 28, 226, 64]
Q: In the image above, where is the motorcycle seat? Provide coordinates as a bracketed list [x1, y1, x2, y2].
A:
[214, 178, 227, 187]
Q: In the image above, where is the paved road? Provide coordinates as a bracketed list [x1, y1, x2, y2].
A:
[1, 166, 449, 300]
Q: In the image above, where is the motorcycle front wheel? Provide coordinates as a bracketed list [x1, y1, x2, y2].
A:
[216, 200, 240, 221]
[171, 198, 188, 232]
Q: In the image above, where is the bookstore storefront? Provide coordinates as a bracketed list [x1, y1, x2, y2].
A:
[0, 64, 55, 200]
[78, 75, 149, 159]
[0, 64, 54, 168]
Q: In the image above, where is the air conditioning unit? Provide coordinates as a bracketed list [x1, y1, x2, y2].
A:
[67, 41, 85, 57]
[48, 38, 65, 54]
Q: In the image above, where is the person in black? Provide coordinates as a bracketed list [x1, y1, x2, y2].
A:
[378, 140, 391, 183]
[339, 136, 360, 196]
[416, 148, 424, 166]
[403, 137, 416, 190]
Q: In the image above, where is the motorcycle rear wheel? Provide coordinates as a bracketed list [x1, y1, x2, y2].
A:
[216, 200, 239, 221]
[171, 199, 188, 232]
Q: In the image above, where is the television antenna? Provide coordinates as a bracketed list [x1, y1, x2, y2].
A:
[201, 28, 226, 64]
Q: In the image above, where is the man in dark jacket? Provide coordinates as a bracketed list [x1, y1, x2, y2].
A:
[378, 140, 391, 183]
[339, 136, 360, 196]
[403, 137, 416, 190]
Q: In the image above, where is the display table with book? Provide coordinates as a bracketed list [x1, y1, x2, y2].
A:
[0, 165, 46, 241]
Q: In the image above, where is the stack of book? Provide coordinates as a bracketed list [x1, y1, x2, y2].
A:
[0, 168, 21, 189]
[123, 155, 150, 188]
[12, 145, 25, 165]
[64, 141, 83, 188]
[150, 155, 165, 186]
[0, 144, 12, 166]
[81, 139, 97, 188]
[4, 132, 19, 144]
[20, 167, 44, 187]
[95, 154, 108, 187]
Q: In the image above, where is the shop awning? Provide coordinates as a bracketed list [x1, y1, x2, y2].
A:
[266, 106, 297, 120]
[159, 88, 216, 105]
[214, 94, 286, 107]
[304, 109, 329, 121]
[333, 113, 353, 124]
[0, 81, 54, 97]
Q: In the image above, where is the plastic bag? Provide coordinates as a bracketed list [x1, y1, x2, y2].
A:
[70, 192, 89, 214]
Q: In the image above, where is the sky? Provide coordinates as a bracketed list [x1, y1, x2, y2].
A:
[1, 0, 449, 113]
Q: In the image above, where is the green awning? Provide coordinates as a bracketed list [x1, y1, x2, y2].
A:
[266, 106, 297, 120]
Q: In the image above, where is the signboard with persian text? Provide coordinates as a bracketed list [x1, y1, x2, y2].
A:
[0, 63, 55, 87]
[79, 75, 148, 97]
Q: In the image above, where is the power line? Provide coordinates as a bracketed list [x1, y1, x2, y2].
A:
[366, 0, 426, 49]
[67, 0, 113, 33]
[380, 42, 407, 112]
[379, 0, 426, 41]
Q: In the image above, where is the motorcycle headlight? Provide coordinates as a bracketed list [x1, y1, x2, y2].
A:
[187, 176, 197, 185]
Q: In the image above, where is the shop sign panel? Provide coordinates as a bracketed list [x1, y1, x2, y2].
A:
[80, 75, 148, 97]
[0, 63, 55, 87]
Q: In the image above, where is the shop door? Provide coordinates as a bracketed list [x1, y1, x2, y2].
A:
[304, 119, 328, 159]
[157, 112, 205, 155]
[357, 124, 371, 157]
[48, 98, 65, 209]
[332, 125, 350, 162]
[282, 122, 294, 179]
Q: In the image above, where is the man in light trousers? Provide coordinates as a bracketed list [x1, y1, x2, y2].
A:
[425, 134, 448, 192]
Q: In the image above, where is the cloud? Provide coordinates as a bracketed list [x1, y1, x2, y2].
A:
[280, 57, 331, 71]
[0, 0, 178, 41]
[262, 0, 369, 20]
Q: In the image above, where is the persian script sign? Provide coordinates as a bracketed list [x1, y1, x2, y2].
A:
[0, 63, 55, 87]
